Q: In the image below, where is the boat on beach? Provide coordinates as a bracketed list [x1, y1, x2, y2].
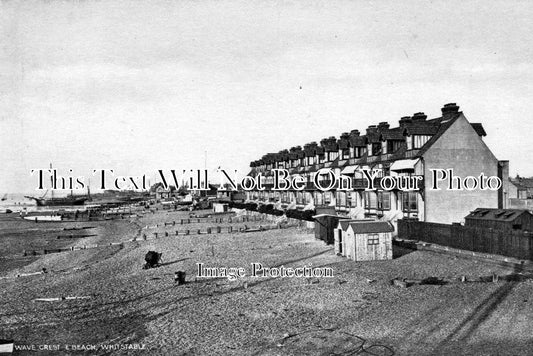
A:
[24, 195, 88, 206]
[24, 164, 90, 207]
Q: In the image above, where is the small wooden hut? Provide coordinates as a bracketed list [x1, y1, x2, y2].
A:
[213, 202, 229, 213]
[334, 219, 368, 255]
[343, 221, 394, 261]
[465, 208, 533, 232]
[313, 214, 349, 245]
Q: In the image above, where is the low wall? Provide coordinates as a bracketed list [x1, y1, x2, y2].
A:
[398, 219, 533, 261]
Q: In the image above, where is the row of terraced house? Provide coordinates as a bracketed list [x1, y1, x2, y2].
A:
[245, 103, 511, 225]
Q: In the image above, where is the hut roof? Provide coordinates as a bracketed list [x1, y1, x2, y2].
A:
[465, 208, 532, 222]
[348, 221, 394, 234]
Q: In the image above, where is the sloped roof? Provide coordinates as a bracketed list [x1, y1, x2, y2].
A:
[338, 138, 350, 149]
[349, 135, 366, 147]
[415, 114, 461, 156]
[403, 124, 440, 136]
[470, 123, 487, 136]
[365, 131, 381, 144]
[250, 104, 491, 169]
[465, 208, 532, 222]
[339, 219, 357, 231]
[338, 219, 375, 230]
[512, 178, 533, 189]
[380, 128, 404, 141]
[348, 221, 395, 233]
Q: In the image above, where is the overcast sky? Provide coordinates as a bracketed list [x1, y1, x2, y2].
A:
[1, 0, 532, 193]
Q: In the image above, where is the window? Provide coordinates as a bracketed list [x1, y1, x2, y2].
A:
[315, 192, 323, 206]
[324, 192, 332, 205]
[402, 192, 418, 212]
[378, 191, 391, 210]
[387, 140, 401, 153]
[368, 234, 379, 245]
[413, 135, 431, 149]
[364, 191, 377, 209]
[342, 148, 350, 159]
[336, 191, 347, 207]
[372, 143, 381, 156]
[347, 192, 353, 207]
[406, 135, 412, 150]
[354, 147, 364, 158]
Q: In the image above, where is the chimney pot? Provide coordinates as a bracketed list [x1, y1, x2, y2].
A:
[378, 121, 390, 129]
[411, 112, 427, 122]
[441, 103, 460, 117]
[366, 125, 378, 135]
[399, 116, 413, 127]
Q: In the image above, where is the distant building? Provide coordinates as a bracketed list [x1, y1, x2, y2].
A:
[150, 183, 173, 201]
[246, 103, 509, 224]
[508, 177, 533, 210]
[465, 208, 533, 232]
[155, 186, 171, 201]
[511, 177, 533, 198]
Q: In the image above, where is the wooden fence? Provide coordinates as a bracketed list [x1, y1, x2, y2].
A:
[398, 219, 533, 261]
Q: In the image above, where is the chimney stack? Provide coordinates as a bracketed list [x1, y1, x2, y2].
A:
[399, 116, 412, 127]
[366, 125, 378, 135]
[340, 132, 350, 140]
[411, 112, 427, 122]
[378, 121, 390, 130]
[441, 103, 460, 118]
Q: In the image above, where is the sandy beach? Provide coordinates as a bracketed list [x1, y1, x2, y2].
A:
[1, 206, 533, 355]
